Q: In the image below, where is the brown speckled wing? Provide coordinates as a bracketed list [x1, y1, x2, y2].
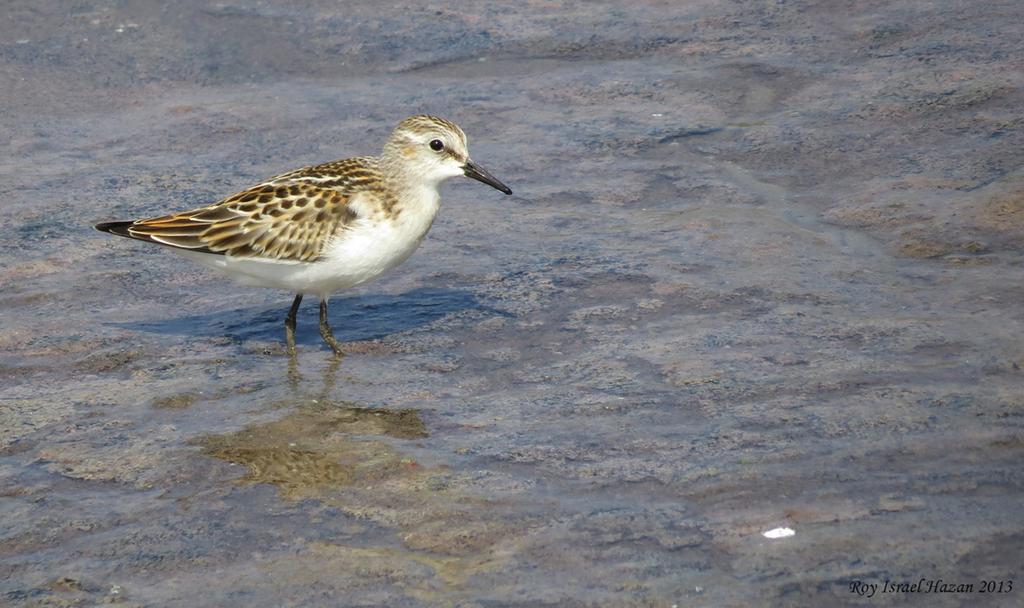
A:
[266, 157, 382, 190]
[120, 158, 383, 262]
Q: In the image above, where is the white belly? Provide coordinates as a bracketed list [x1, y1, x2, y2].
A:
[176, 202, 438, 298]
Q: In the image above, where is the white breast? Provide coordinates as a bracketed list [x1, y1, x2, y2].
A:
[319, 188, 440, 290]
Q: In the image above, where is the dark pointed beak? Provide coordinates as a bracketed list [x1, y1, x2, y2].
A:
[463, 159, 512, 195]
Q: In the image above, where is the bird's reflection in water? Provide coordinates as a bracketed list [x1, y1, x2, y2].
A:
[199, 355, 426, 499]
[285, 350, 333, 394]
[195, 351, 527, 585]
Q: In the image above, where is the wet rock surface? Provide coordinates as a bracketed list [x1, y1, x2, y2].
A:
[2, 1, 1022, 606]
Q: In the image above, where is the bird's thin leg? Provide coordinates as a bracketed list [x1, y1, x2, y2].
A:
[319, 298, 344, 356]
[285, 294, 303, 356]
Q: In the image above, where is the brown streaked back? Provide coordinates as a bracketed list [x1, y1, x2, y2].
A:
[95, 157, 387, 262]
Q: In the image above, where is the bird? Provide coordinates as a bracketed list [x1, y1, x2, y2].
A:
[95, 115, 512, 356]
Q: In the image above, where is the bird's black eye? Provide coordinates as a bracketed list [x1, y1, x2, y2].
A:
[429, 139, 444, 151]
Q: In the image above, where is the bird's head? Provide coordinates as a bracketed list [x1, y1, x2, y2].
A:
[383, 115, 511, 195]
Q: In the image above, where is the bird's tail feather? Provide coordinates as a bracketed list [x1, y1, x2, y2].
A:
[94, 220, 136, 237]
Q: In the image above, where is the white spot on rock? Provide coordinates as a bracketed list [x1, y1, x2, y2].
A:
[762, 526, 795, 539]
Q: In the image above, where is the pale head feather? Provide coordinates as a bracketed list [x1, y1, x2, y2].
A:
[381, 115, 470, 188]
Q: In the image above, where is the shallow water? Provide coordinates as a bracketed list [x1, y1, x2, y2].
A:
[2, 1, 1023, 606]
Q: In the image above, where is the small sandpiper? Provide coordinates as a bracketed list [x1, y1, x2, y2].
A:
[96, 115, 512, 355]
